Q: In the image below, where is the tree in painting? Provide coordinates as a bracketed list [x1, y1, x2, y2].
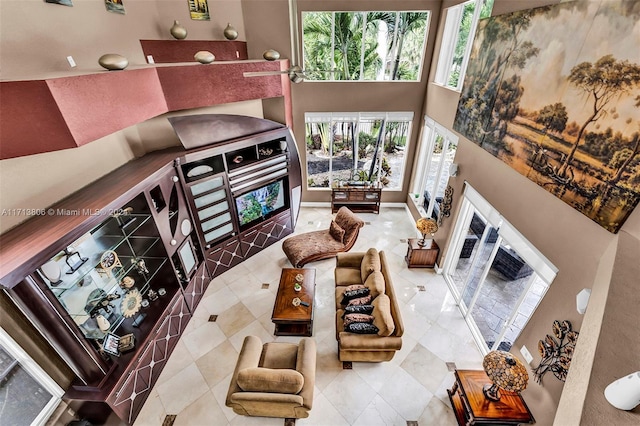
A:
[454, 1, 640, 232]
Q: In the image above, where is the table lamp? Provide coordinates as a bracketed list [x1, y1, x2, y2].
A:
[416, 217, 438, 247]
[482, 350, 529, 401]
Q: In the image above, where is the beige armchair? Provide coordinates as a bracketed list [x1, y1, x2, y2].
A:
[225, 336, 316, 419]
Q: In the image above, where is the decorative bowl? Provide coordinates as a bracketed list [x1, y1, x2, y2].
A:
[292, 297, 301, 307]
[295, 273, 304, 282]
[294, 283, 302, 292]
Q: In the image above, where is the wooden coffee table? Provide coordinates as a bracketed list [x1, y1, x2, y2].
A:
[271, 268, 316, 336]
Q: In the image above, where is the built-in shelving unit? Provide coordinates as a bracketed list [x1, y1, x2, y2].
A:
[0, 115, 302, 425]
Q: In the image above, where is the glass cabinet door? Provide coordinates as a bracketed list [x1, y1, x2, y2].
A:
[36, 194, 169, 341]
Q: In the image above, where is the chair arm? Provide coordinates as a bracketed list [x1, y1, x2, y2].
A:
[296, 337, 317, 409]
[230, 392, 304, 406]
[336, 252, 364, 268]
[338, 333, 403, 351]
[225, 336, 263, 406]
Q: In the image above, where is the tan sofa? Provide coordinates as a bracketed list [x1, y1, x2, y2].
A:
[334, 249, 404, 362]
[226, 336, 316, 419]
[282, 206, 364, 268]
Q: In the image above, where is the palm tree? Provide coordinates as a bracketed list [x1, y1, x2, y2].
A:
[303, 12, 383, 80]
[369, 12, 428, 80]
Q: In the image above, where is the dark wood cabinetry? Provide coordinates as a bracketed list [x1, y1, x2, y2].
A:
[331, 186, 381, 213]
[448, 370, 534, 426]
[0, 116, 302, 425]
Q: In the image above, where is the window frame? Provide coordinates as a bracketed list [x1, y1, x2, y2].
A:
[0, 328, 64, 426]
[305, 111, 414, 191]
[410, 116, 458, 218]
[301, 10, 431, 82]
[434, 0, 490, 91]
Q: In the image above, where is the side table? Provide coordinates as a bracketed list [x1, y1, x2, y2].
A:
[447, 370, 535, 425]
[405, 238, 439, 268]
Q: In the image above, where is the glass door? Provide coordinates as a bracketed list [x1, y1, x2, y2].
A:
[443, 185, 557, 353]
[0, 329, 63, 426]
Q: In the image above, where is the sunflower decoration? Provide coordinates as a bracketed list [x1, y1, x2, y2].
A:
[416, 217, 438, 247]
[533, 320, 579, 384]
[121, 289, 142, 318]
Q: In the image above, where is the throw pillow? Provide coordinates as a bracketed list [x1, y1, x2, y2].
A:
[329, 220, 346, 243]
[342, 304, 374, 316]
[360, 248, 381, 282]
[344, 284, 366, 292]
[237, 367, 304, 394]
[372, 294, 395, 337]
[340, 287, 370, 305]
[343, 313, 375, 328]
[364, 270, 385, 299]
[347, 295, 372, 306]
[345, 322, 379, 334]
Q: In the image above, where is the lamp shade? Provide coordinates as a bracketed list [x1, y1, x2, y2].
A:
[483, 350, 529, 394]
[416, 217, 438, 236]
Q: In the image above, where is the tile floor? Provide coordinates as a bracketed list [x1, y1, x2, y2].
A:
[133, 206, 483, 426]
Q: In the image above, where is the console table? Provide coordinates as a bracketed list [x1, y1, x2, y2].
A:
[331, 185, 381, 214]
[448, 370, 535, 425]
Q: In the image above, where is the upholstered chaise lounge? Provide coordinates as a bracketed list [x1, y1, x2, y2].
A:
[226, 336, 316, 419]
[282, 206, 364, 268]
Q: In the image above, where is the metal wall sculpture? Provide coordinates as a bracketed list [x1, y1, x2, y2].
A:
[533, 320, 579, 383]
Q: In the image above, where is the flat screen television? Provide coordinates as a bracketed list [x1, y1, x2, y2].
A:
[235, 179, 288, 229]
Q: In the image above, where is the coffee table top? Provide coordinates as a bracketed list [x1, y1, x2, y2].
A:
[272, 268, 316, 322]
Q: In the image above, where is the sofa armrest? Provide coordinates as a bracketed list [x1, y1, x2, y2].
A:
[230, 391, 304, 406]
[226, 336, 263, 406]
[336, 252, 364, 268]
[296, 337, 316, 409]
[338, 333, 403, 351]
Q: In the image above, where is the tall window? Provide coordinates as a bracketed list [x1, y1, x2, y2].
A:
[434, 0, 493, 90]
[302, 11, 430, 81]
[0, 328, 63, 425]
[305, 112, 413, 190]
[411, 117, 458, 218]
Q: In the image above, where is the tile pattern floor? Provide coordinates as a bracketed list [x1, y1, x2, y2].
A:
[133, 207, 483, 426]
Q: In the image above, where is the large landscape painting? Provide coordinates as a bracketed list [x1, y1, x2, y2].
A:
[454, 0, 640, 233]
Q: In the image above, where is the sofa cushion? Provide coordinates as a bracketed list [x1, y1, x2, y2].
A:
[260, 342, 298, 369]
[237, 367, 304, 394]
[343, 313, 374, 327]
[340, 287, 370, 305]
[360, 248, 381, 282]
[345, 323, 379, 334]
[343, 304, 374, 316]
[372, 294, 395, 337]
[364, 270, 385, 299]
[329, 220, 345, 243]
[335, 207, 364, 246]
[344, 284, 365, 292]
[348, 295, 372, 306]
[335, 267, 362, 287]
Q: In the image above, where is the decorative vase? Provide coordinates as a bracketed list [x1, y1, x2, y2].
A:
[170, 20, 187, 40]
[223, 23, 238, 40]
[194, 51, 215, 64]
[263, 49, 280, 61]
[96, 314, 110, 332]
[279, 140, 287, 151]
[98, 54, 128, 71]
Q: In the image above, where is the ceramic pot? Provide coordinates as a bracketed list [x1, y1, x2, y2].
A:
[98, 54, 128, 71]
[263, 49, 280, 61]
[194, 51, 215, 64]
[96, 314, 110, 332]
[223, 23, 238, 40]
[170, 20, 187, 40]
